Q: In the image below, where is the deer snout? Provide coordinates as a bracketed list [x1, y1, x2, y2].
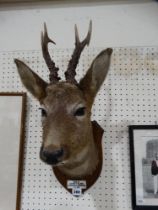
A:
[40, 146, 64, 165]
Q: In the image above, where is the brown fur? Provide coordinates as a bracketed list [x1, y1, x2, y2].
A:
[41, 82, 97, 177]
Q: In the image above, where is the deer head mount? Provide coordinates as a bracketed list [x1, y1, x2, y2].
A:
[15, 21, 113, 195]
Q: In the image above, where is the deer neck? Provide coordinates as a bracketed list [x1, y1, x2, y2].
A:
[59, 136, 98, 177]
[57, 125, 100, 178]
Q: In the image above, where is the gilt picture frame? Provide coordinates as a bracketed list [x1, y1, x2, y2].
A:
[0, 93, 26, 210]
[129, 125, 158, 210]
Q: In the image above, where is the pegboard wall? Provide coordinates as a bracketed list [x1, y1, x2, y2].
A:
[0, 46, 158, 210]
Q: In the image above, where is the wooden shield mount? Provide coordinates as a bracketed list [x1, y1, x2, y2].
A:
[53, 121, 104, 196]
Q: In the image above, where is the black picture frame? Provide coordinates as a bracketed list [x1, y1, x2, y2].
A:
[129, 125, 158, 210]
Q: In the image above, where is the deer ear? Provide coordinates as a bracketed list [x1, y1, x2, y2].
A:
[79, 48, 113, 105]
[14, 59, 48, 101]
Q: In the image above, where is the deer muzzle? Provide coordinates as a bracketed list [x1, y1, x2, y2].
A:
[40, 146, 64, 165]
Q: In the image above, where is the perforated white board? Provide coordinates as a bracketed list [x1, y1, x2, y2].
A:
[0, 46, 158, 210]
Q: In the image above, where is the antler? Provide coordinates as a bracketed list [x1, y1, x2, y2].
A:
[41, 23, 60, 83]
[65, 20, 92, 84]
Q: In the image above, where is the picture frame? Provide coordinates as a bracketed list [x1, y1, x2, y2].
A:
[129, 125, 158, 210]
[0, 93, 26, 210]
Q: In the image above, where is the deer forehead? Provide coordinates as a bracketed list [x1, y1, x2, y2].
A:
[43, 82, 86, 111]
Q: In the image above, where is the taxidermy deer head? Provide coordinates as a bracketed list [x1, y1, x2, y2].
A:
[15, 21, 112, 180]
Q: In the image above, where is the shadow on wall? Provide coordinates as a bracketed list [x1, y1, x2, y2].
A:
[0, 0, 153, 11]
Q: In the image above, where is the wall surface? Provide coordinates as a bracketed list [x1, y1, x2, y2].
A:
[0, 0, 158, 51]
[0, 1, 158, 210]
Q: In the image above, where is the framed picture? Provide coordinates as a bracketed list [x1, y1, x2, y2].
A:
[0, 93, 26, 210]
[129, 125, 158, 210]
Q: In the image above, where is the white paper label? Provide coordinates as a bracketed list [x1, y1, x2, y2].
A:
[67, 180, 87, 197]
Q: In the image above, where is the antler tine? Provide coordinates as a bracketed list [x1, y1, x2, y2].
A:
[65, 20, 92, 84]
[41, 22, 60, 83]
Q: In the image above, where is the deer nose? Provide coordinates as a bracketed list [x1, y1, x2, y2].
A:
[40, 146, 64, 165]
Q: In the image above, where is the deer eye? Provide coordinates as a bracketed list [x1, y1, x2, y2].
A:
[39, 108, 47, 117]
[74, 107, 86, 117]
